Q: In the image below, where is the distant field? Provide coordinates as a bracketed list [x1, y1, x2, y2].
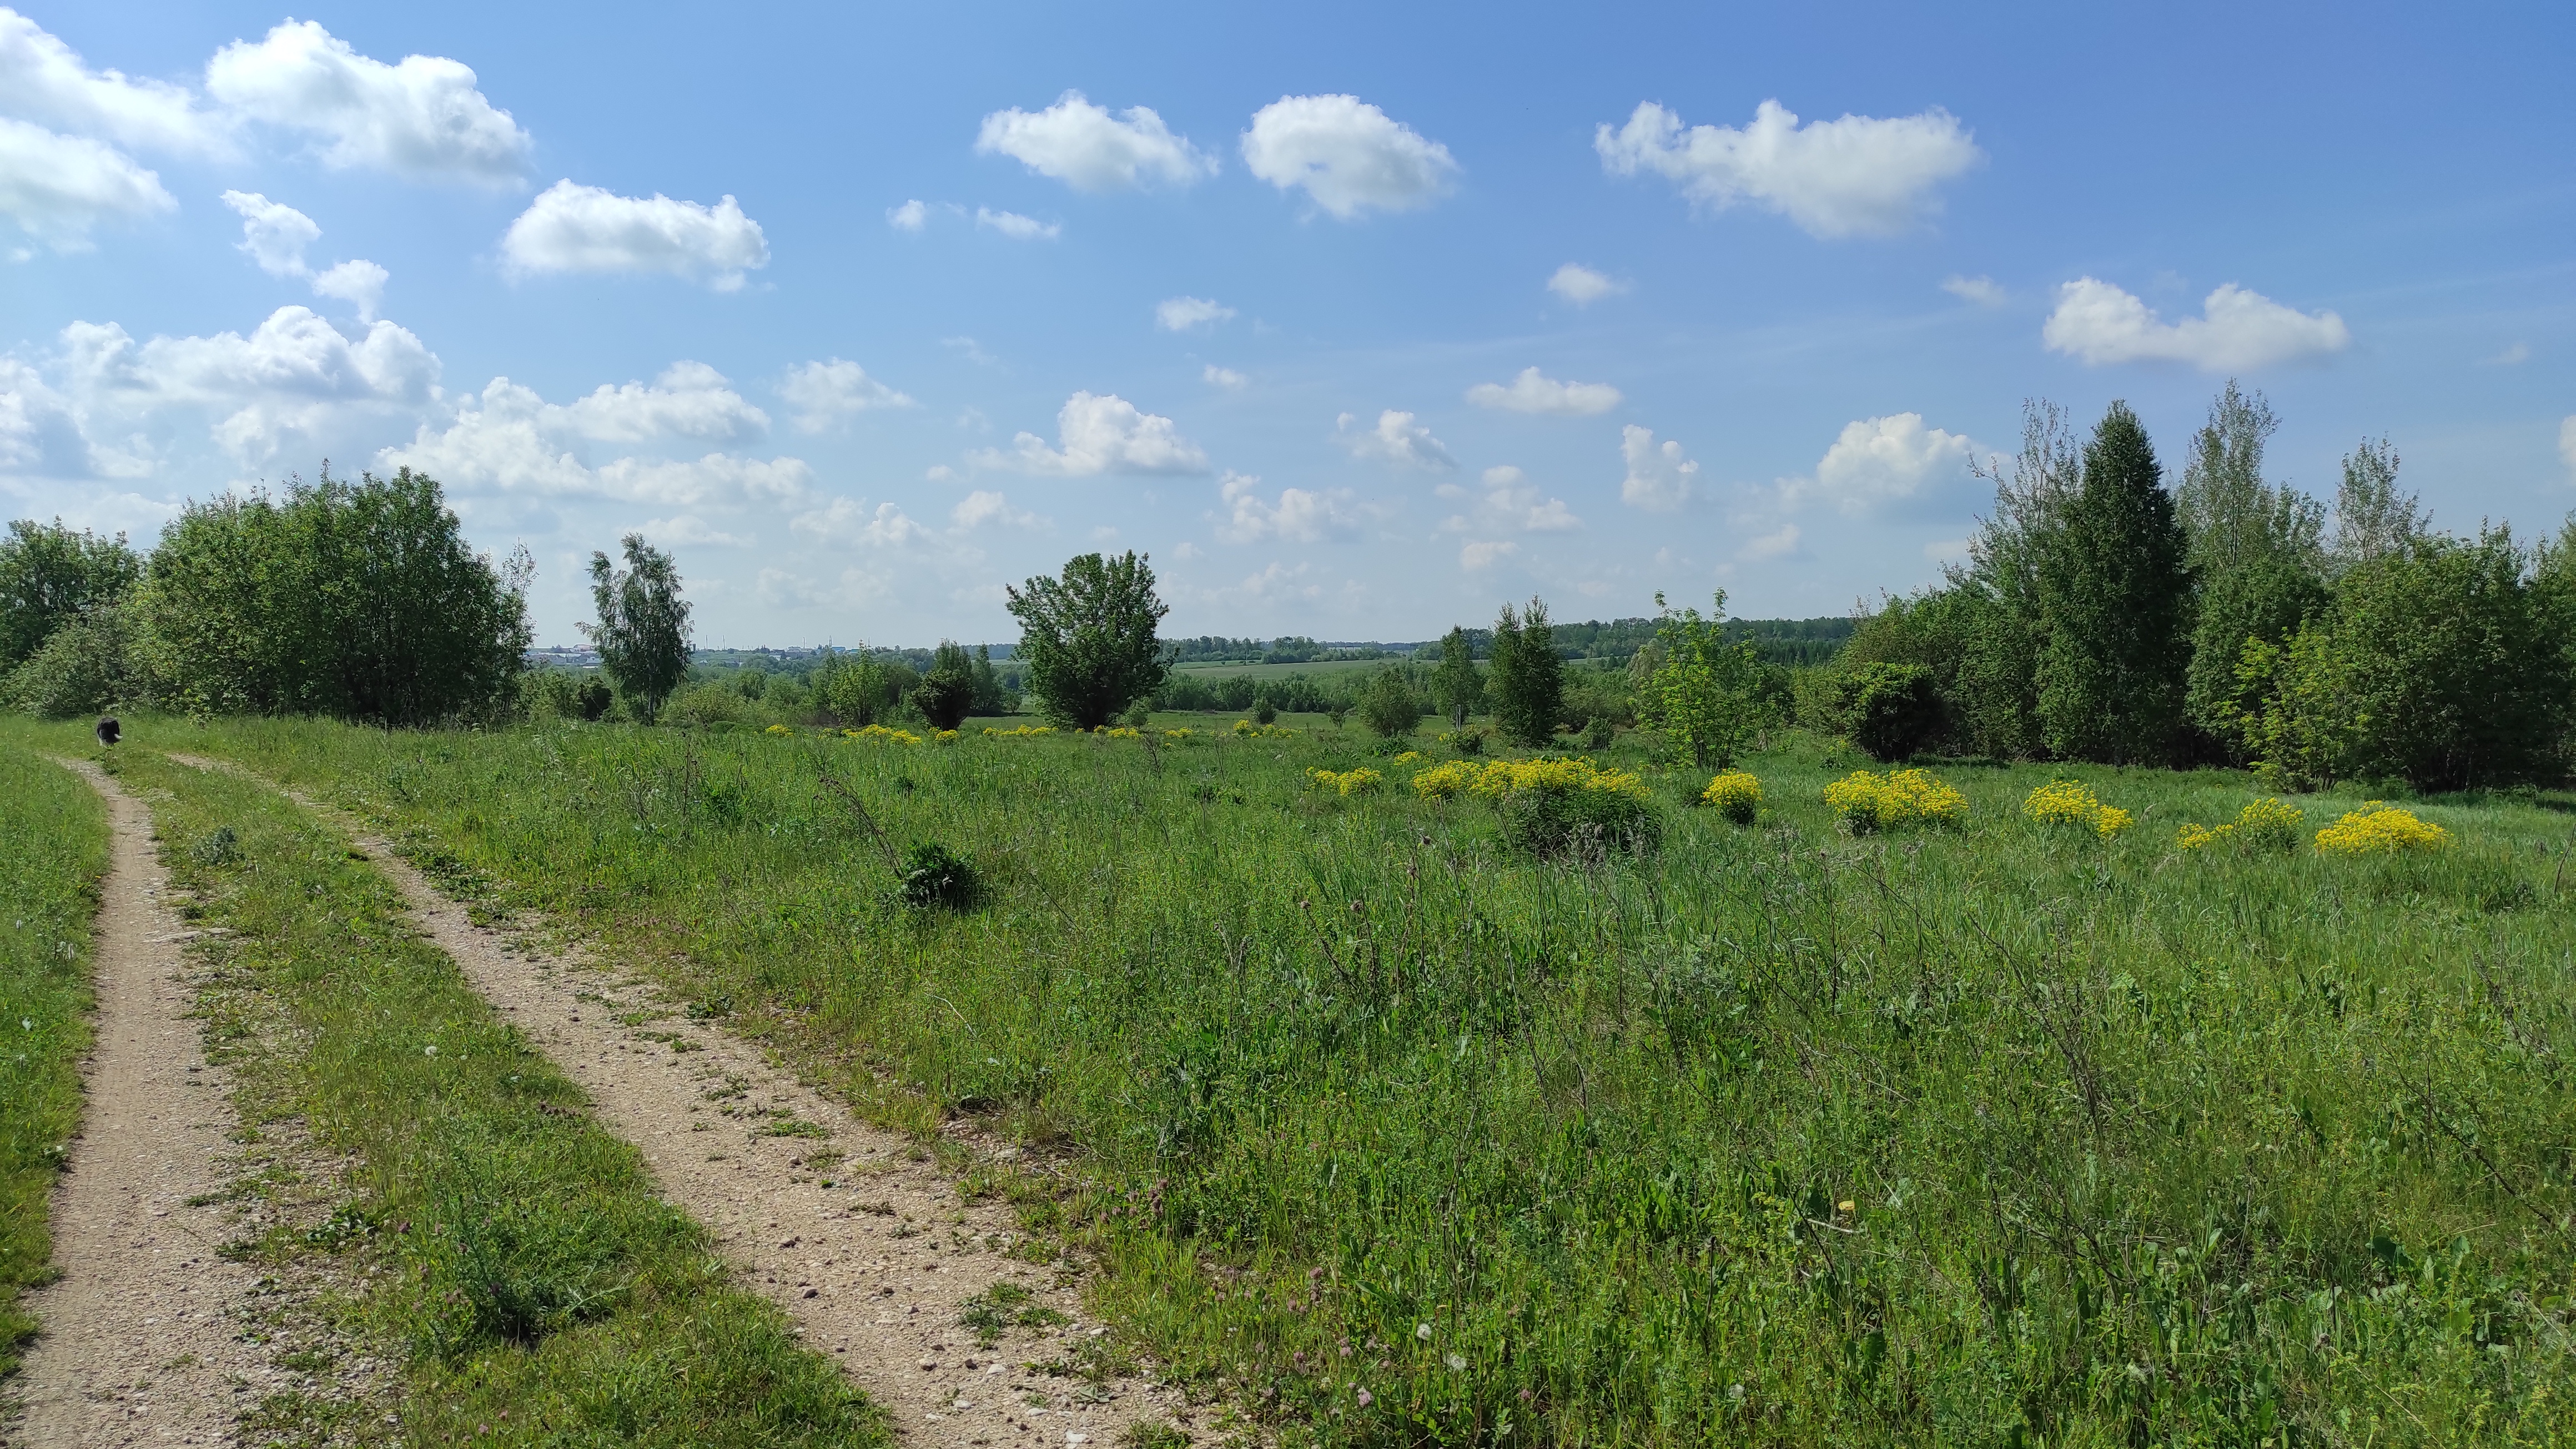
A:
[1169, 658, 1395, 680]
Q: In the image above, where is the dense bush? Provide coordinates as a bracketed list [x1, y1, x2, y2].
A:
[1834, 662, 1943, 762]
[1487, 598, 1562, 747]
[4, 605, 142, 717]
[913, 642, 978, 731]
[0, 520, 140, 673]
[136, 467, 527, 724]
[1355, 668, 1421, 737]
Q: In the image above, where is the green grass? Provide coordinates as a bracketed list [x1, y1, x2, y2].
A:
[0, 742, 106, 1385]
[78, 740, 887, 1447]
[80, 713, 2576, 1445]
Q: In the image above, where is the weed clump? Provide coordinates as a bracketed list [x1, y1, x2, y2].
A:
[1824, 767, 1966, 833]
[898, 841, 979, 909]
[2022, 778, 2133, 838]
[1306, 767, 1383, 797]
[1699, 770, 1762, 824]
[958, 1280, 1070, 1346]
[2175, 797, 2304, 853]
[2316, 802, 2451, 854]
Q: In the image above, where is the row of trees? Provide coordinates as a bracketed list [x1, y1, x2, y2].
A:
[2, 469, 531, 725]
[1833, 385, 2576, 791]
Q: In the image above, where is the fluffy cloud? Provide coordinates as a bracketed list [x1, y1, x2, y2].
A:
[0, 116, 174, 248]
[791, 496, 929, 547]
[1547, 263, 1623, 304]
[778, 359, 914, 433]
[1943, 274, 2005, 306]
[502, 180, 769, 289]
[1737, 524, 1802, 563]
[1459, 539, 1518, 570]
[2042, 278, 2351, 370]
[951, 489, 1043, 530]
[974, 391, 1208, 476]
[1619, 425, 1698, 512]
[381, 369, 806, 511]
[221, 189, 318, 275]
[2561, 416, 2576, 480]
[637, 514, 751, 548]
[1465, 366, 1621, 416]
[1596, 99, 1980, 239]
[66, 306, 437, 463]
[1336, 409, 1453, 471]
[552, 362, 768, 442]
[205, 20, 530, 185]
[887, 199, 928, 232]
[1783, 413, 1979, 516]
[1441, 465, 1578, 535]
[310, 259, 388, 321]
[975, 91, 1216, 192]
[1218, 470, 1358, 544]
[1203, 364, 1247, 390]
[0, 9, 223, 154]
[0, 356, 92, 477]
[974, 206, 1059, 241]
[1155, 296, 1234, 331]
[1241, 94, 1458, 219]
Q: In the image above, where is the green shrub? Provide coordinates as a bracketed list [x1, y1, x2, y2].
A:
[1356, 668, 1421, 737]
[4, 605, 142, 718]
[665, 681, 754, 728]
[1838, 662, 1944, 762]
[897, 842, 978, 909]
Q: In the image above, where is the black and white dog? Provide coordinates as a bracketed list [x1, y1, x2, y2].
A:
[94, 717, 119, 747]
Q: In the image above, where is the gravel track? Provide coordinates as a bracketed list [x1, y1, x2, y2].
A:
[167, 754, 1182, 1447]
[7, 758, 264, 1448]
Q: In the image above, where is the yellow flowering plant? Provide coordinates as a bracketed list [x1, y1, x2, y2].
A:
[983, 725, 1058, 738]
[1825, 768, 1967, 834]
[2314, 802, 2451, 855]
[1307, 767, 1384, 797]
[2176, 798, 2304, 853]
[1700, 771, 1762, 825]
[846, 724, 922, 745]
[2022, 779, 2133, 839]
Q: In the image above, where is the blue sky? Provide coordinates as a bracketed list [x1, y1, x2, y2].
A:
[4, 2, 2570, 646]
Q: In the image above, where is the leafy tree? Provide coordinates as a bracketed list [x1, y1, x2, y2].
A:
[0, 519, 141, 672]
[968, 644, 1011, 715]
[1487, 597, 1563, 748]
[1931, 400, 2083, 759]
[2175, 383, 2329, 752]
[3, 604, 140, 718]
[583, 534, 691, 722]
[1356, 668, 1422, 737]
[1834, 663, 1944, 762]
[1430, 626, 1482, 726]
[817, 651, 889, 726]
[914, 641, 977, 730]
[2330, 437, 2419, 572]
[1006, 551, 1170, 729]
[2035, 401, 2192, 764]
[2231, 527, 2563, 791]
[138, 467, 527, 723]
[1641, 590, 1762, 767]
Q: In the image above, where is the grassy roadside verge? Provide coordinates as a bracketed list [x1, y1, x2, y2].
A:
[0, 742, 107, 1387]
[108, 744, 887, 1448]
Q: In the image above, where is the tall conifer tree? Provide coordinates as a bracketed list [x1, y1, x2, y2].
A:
[2036, 402, 2192, 763]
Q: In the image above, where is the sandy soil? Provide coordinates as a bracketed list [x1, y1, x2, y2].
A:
[6, 759, 265, 1448]
[175, 756, 1185, 1447]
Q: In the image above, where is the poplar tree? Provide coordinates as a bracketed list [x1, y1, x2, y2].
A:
[1430, 625, 1482, 726]
[1489, 597, 1563, 747]
[2176, 382, 2326, 748]
[2035, 402, 2192, 764]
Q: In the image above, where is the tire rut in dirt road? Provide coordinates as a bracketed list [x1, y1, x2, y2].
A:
[169, 756, 1185, 1448]
[8, 758, 264, 1448]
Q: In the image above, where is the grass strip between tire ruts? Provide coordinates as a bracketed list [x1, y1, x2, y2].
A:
[0, 743, 108, 1388]
[113, 746, 888, 1447]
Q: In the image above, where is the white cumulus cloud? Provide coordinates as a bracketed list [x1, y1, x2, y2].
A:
[974, 391, 1208, 476]
[1203, 364, 1247, 391]
[1155, 296, 1234, 332]
[975, 91, 1216, 192]
[637, 514, 751, 548]
[792, 496, 929, 548]
[64, 305, 438, 465]
[0, 116, 174, 248]
[1466, 366, 1621, 416]
[1737, 524, 1802, 563]
[1783, 413, 1979, 516]
[1459, 539, 1518, 571]
[1619, 425, 1698, 512]
[554, 361, 768, 442]
[1218, 470, 1359, 544]
[1547, 263, 1624, 304]
[887, 199, 928, 232]
[951, 489, 1044, 531]
[310, 259, 388, 321]
[1943, 274, 2005, 306]
[1336, 409, 1452, 471]
[220, 189, 318, 275]
[1241, 94, 1458, 220]
[1596, 99, 1980, 239]
[1441, 465, 1578, 534]
[502, 180, 769, 289]
[0, 9, 224, 154]
[2042, 277, 2351, 371]
[778, 359, 914, 433]
[205, 19, 530, 185]
[974, 206, 1059, 241]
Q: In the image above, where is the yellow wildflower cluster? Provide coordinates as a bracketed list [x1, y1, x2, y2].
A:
[1700, 771, 1762, 824]
[1824, 768, 1968, 833]
[1393, 751, 1425, 765]
[2315, 802, 2451, 855]
[1098, 726, 1143, 739]
[1307, 767, 1385, 797]
[933, 729, 961, 745]
[2175, 797, 2304, 853]
[1232, 719, 1294, 738]
[763, 723, 793, 736]
[2022, 779, 2134, 839]
[845, 724, 922, 745]
[1163, 728, 1195, 740]
[982, 725, 1058, 738]
[1411, 757, 1649, 803]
